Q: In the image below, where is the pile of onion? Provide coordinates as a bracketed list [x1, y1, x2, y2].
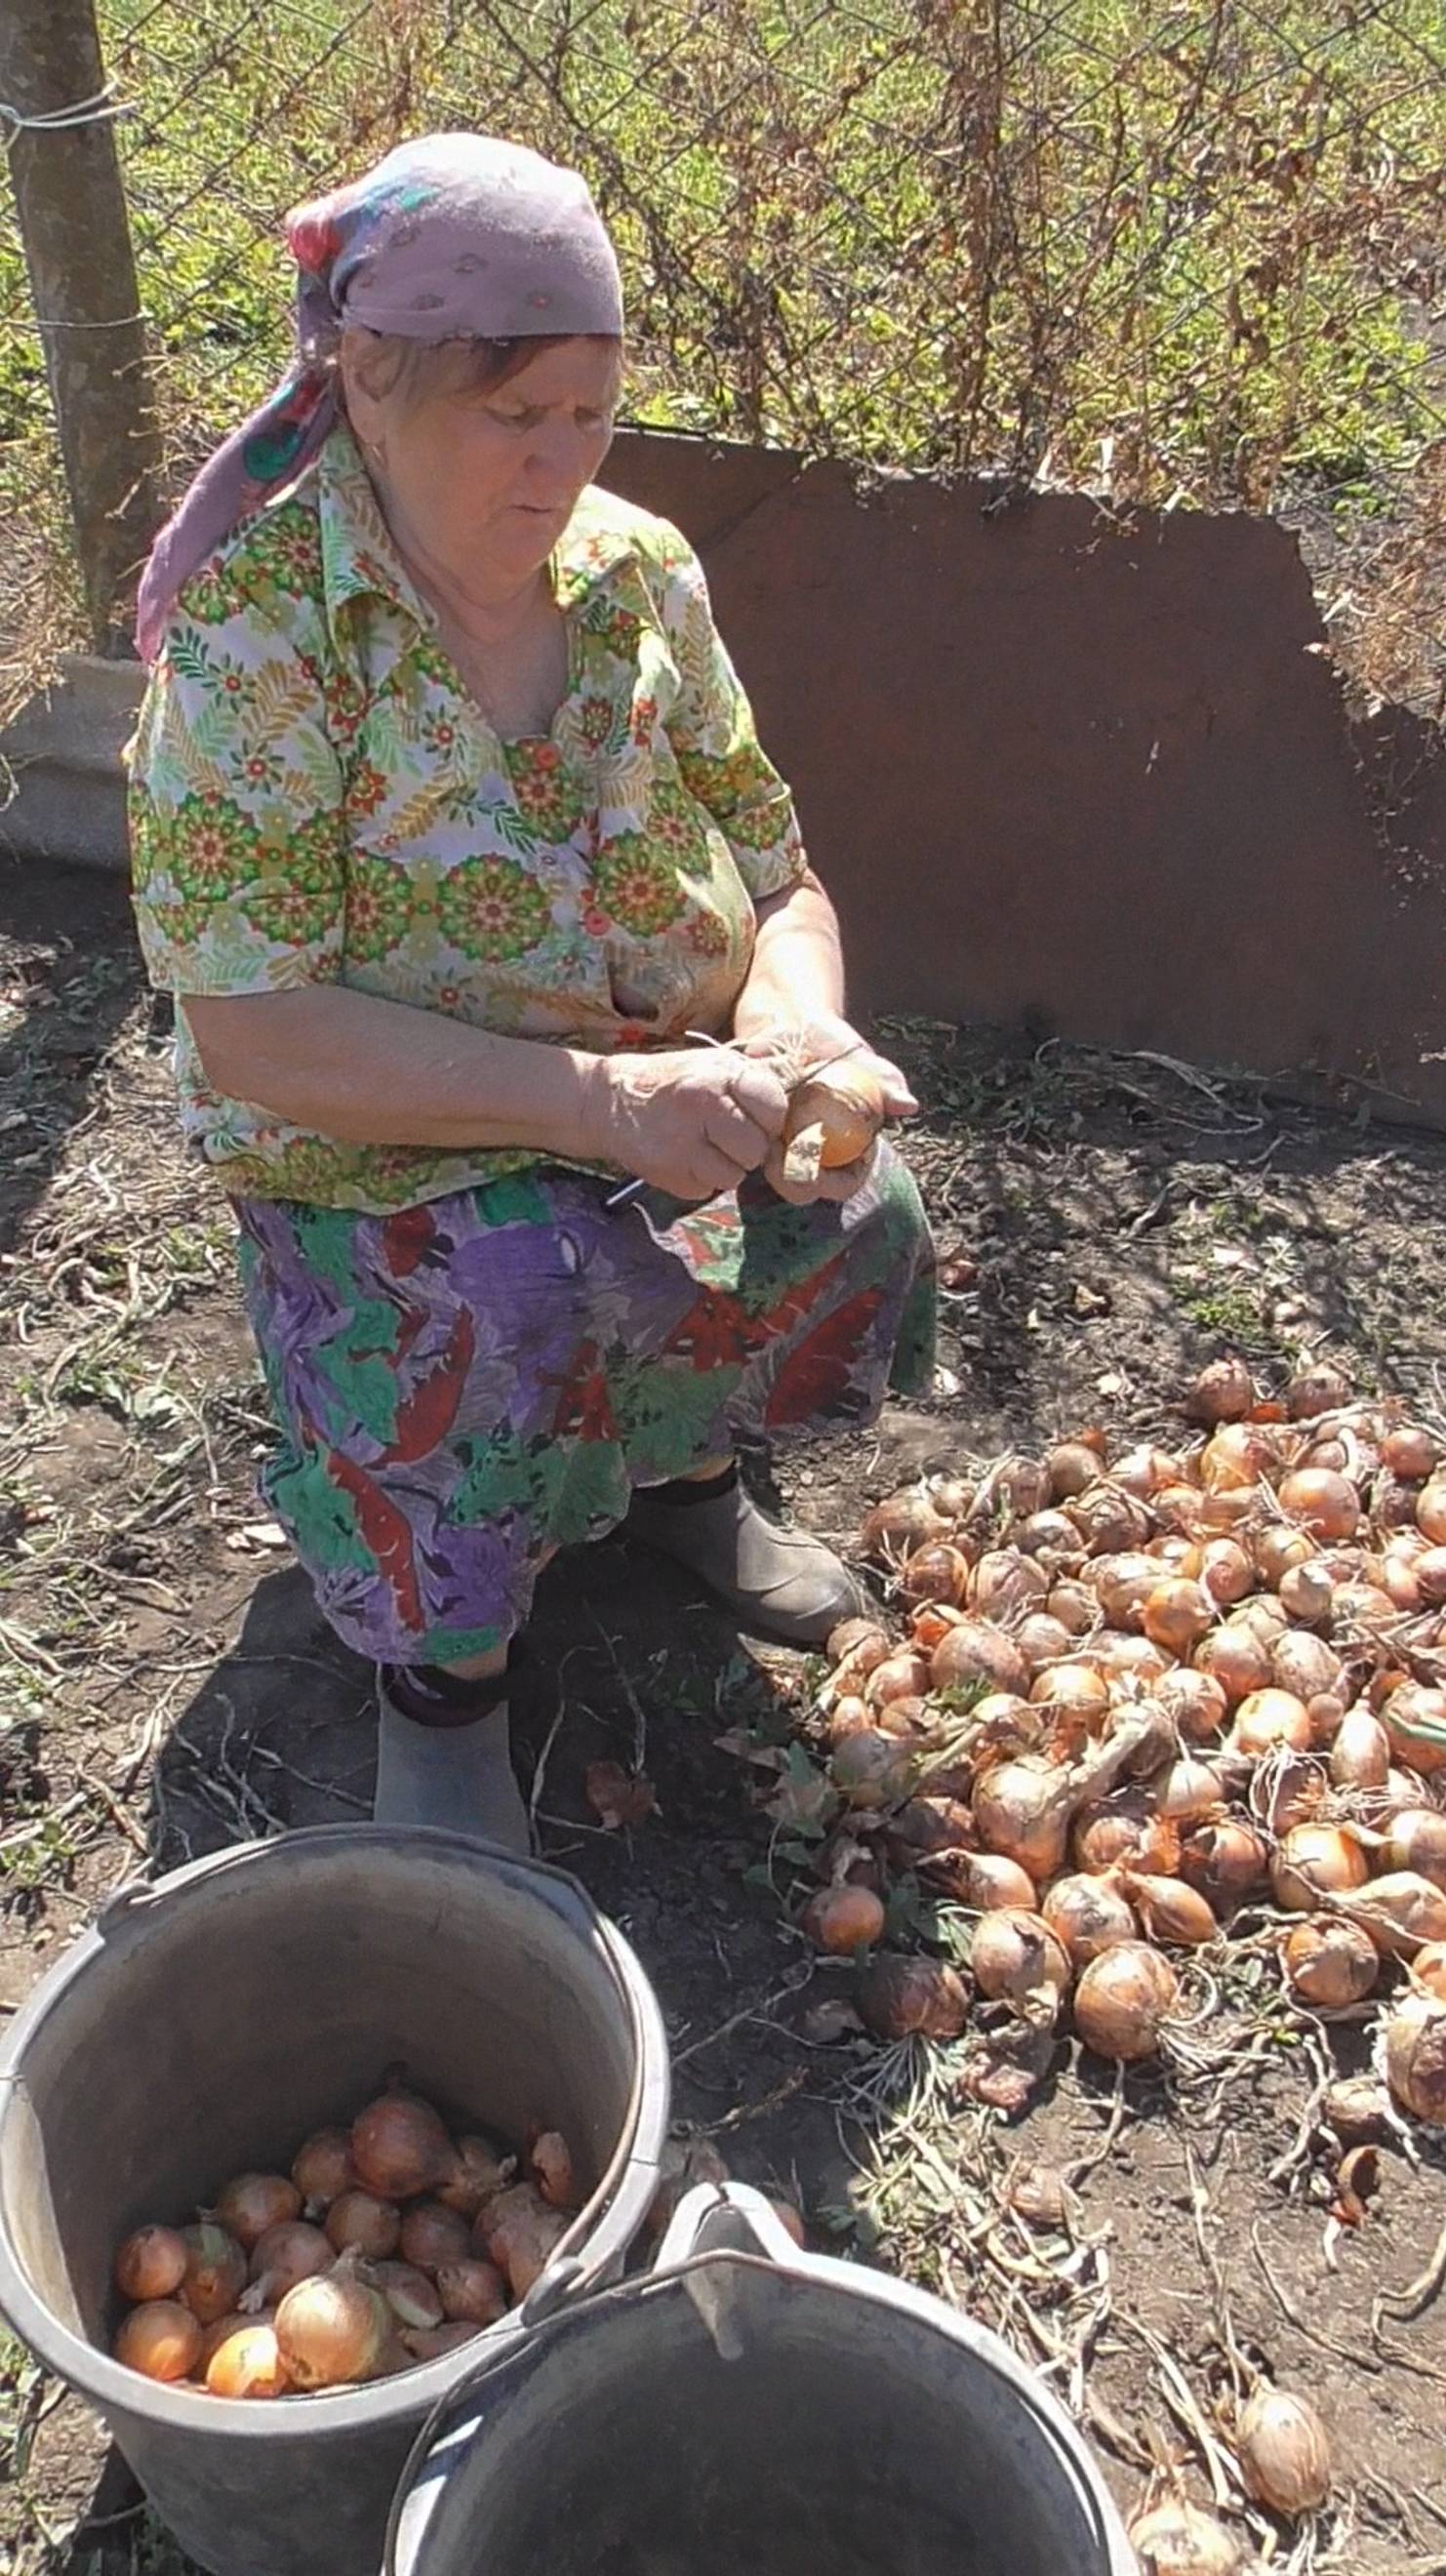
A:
[107, 2082, 585, 2396]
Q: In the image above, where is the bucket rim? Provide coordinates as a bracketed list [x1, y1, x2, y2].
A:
[384, 2183, 1139, 2575]
[0, 1825, 669, 2438]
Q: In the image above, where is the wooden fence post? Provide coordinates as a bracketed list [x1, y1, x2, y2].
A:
[0, 0, 161, 655]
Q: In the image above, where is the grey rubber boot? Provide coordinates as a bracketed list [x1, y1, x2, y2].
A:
[627, 1477, 870, 1646]
[373, 1673, 532, 1854]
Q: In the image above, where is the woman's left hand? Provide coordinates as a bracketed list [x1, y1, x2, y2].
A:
[735, 1013, 917, 1206]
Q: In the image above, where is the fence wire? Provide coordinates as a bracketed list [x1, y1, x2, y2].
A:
[3, 0, 1445, 710]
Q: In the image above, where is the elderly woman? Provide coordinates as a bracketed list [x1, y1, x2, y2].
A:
[129, 134, 934, 1852]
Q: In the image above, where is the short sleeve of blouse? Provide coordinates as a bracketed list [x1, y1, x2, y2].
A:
[127, 508, 348, 999]
[647, 525, 809, 905]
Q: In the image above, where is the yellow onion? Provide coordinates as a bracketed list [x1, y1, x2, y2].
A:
[1196, 1540, 1254, 1608]
[1018, 1510, 1087, 1561]
[970, 1549, 1049, 1619]
[1277, 1560, 1334, 1624]
[973, 1756, 1077, 1880]
[1030, 1662, 1109, 1723]
[970, 1910, 1071, 2023]
[1415, 1548, 1446, 1606]
[1230, 1596, 1291, 1648]
[398, 2200, 472, 2274]
[1047, 1580, 1100, 1635]
[1142, 1579, 1214, 1656]
[1269, 1630, 1343, 1706]
[275, 2273, 394, 2390]
[213, 2173, 301, 2253]
[826, 1695, 872, 1744]
[1237, 2386, 1332, 2515]
[1347, 1871, 1446, 1957]
[1282, 1919, 1379, 2007]
[1094, 1552, 1162, 1630]
[944, 1850, 1041, 1912]
[1228, 1688, 1312, 1758]
[856, 1955, 969, 2042]
[365, 2260, 444, 2331]
[1155, 1756, 1223, 1823]
[1153, 1483, 1207, 1536]
[1068, 1484, 1151, 1554]
[1048, 1438, 1105, 1500]
[1270, 1824, 1369, 1912]
[864, 1649, 932, 1711]
[1322, 2076, 1390, 2144]
[1179, 1821, 1267, 1909]
[1385, 1424, 1440, 1479]
[114, 2225, 187, 2306]
[830, 1729, 918, 1811]
[1328, 1707, 1390, 1791]
[900, 1545, 972, 1609]
[782, 1065, 885, 1182]
[1014, 1613, 1075, 1671]
[1386, 1988, 1446, 2120]
[929, 1471, 974, 1520]
[1255, 1523, 1314, 1588]
[1332, 1579, 1396, 1629]
[1197, 1487, 1259, 1533]
[1194, 1626, 1271, 1708]
[1113, 1443, 1182, 1498]
[994, 1453, 1053, 1518]
[1093, 1632, 1170, 1686]
[861, 1488, 950, 1564]
[827, 1615, 892, 1669]
[1286, 1362, 1352, 1420]
[1128, 2499, 1241, 2573]
[178, 2224, 248, 2327]
[1147, 1535, 1198, 1574]
[1410, 1942, 1446, 2002]
[1074, 1942, 1180, 2061]
[1306, 1692, 1346, 1749]
[1200, 1423, 1278, 1492]
[204, 2321, 289, 2399]
[802, 1884, 886, 1953]
[1385, 1808, 1446, 1891]
[1382, 1547, 1424, 1611]
[1072, 1791, 1169, 1874]
[1155, 1668, 1228, 1745]
[115, 2300, 203, 2384]
[1120, 1871, 1218, 1947]
[1185, 1357, 1256, 1426]
[435, 2258, 508, 2326]
[526, 2133, 575, 2212]
[930, 1619, 1030, 1700]
[1043, 1872, 1138, 1963]
[351, 2085, 454, 2200]
[243, 2219, 331, 2310]
[1278, 1468, 1361, 1544]
[1418, 1477, 1446, 1544]
[291, 2126, 357, 2214]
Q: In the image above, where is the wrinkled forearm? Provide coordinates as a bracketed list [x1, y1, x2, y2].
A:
[182, 985, 607, 1157]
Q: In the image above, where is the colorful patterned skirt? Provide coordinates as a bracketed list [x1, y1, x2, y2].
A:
[235, 1145, 935, 1667]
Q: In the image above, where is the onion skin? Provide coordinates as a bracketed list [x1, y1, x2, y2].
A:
[1073, 1942, 1179, 2062]
[1237, 2387, 1332, 2516]
[114, 2225, 187, 2306]
[351, 2087, 454, 2200]
[204, 2322, 288, 2399]
[213, 2172, 301, 2253]
[1129, 2499, 1242, 2574]
[1282, 1919, 1379, 2007]
[325, 2191, 401, 2263]
[856, 1954, 969, 2042]
[115, 2300, 203, 2383]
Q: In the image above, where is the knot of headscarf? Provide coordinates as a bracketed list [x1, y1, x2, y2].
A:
[135, 133, 623, 661]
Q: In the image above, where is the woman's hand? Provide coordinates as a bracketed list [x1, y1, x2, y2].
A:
[586, 1047, 790, 1201]
[736, 1013, 917, 1206]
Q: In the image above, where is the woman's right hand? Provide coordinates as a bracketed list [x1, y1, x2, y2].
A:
[585, 1047, 790, 1201]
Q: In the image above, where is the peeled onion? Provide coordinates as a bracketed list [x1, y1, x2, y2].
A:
[178, 2224, 248, 2327]
[325, 2191, 401, 2262]
[802, 1884, 886, 1953]
[213, 2172, 301, 2253]
[1270, 1824, 1369, 1912]
[1043, 1872, 1138, 1962]
[205, 2322, 288, 2399]
[399, 2200, 472, 2275]
[435, 2258, 508, 2326]
[114, 2225, 187, 2307]
[1282, 1919, 1379, 2007]
[1128, 2499, 1242, 2574]
[970, 1909, 1070, 2021]
[1237, 2386, 1332, 2515]
[115, 2300, 203, 2384]
[351, 2086, 454, 2200]
[1185, 1357, 1256, 1425]
[275, 2273, 393, 2390]
[292, 2126, 357, 2213]
[1074, 1942, 1179, 2061]
[856, 1954, 969, 2042]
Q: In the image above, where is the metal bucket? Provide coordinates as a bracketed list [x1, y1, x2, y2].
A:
[388, 2184, 1138, 2576]
[0, 1826, 670, 2576]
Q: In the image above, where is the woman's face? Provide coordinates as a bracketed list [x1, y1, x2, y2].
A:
[346, 334, 623, 595]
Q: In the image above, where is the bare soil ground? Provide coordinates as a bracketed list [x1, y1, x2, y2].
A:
[4, 862, 1446, 2573]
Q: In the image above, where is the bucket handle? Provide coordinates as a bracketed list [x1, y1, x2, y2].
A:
[94, 1825, 611, 1947]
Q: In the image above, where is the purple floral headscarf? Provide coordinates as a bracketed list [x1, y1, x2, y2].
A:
[135, 133, 624, 660]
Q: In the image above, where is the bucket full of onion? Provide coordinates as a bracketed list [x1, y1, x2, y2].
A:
[0, 1827, 669, 2576]
[385, 2183, 1136, 2576]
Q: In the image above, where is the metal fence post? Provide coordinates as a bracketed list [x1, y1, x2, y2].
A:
[0, 0, 161, 655]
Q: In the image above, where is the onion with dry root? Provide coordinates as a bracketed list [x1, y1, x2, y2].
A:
[1128, 2499, 1242, 2574]
[1073, 1942, 1180, 2062]
[781, 1063, 886, 1186]
[855, 1955, 969, 2042]
[1236, 2386, 1332, 2516]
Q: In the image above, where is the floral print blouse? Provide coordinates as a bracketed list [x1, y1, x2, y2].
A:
[127, 426, 808, 1212]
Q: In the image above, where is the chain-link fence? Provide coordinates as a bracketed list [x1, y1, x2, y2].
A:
[3, 0, 1445, 712]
